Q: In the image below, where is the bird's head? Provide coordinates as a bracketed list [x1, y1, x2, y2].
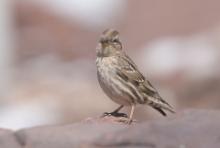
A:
[96, 29, 122, 57]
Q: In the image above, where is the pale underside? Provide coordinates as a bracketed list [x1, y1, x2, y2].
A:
[96, 56, 144, 106]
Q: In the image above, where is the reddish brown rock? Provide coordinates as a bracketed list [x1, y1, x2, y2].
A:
[0, 129, 21, 148]
[13, 109, 220, 148]
[15, 123, 127, 148]
[90, 110, 220, 148]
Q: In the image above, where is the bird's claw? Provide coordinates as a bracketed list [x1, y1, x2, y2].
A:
[101, 112, 128, 118]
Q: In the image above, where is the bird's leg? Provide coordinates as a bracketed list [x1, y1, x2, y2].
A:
[128, 104, 135, 124]
[102, 105, 128, 118]
[112, 105, 124, 113]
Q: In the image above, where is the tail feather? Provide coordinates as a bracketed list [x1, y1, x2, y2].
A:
[141, 83, 175, 115]
[145, 95, 175, 114]
[152, 106, 167, 116]
[161, 104, 175, 114]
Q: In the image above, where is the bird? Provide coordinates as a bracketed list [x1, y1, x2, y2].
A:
[96, 28, 175, 124]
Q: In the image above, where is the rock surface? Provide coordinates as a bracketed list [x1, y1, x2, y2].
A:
[0, 129, 21, 148]
[1, 109, 220, 148]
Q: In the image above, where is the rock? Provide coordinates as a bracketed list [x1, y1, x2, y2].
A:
[1, 109, 220, 148]
[0, 129, 21, 148]
[15, 122, 128, 148]
[89, 109, 220, 148]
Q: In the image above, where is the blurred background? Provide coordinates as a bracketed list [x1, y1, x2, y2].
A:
[0, 0, 220, 130]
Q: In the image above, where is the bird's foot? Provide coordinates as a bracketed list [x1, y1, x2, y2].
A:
[124, 119, 133, 125]
[101, 111, 128, 118]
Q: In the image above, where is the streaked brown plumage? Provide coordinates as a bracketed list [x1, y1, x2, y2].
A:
[96, 29, 175, 123]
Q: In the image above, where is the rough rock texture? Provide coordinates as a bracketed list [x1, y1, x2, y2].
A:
[0, 129, 21, 148]
[89, 110, 220, 148]
[1, 109, 220, 148]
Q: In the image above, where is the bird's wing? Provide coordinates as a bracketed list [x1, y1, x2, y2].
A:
[117, 54, 157, 93]
[116, 54, 175, 114]
[117, 54, 145, 82]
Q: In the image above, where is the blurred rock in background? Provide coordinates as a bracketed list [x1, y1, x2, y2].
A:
[0, 0, 220, 130]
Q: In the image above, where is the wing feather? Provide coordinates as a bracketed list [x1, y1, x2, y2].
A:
[115, 54, 175, 114]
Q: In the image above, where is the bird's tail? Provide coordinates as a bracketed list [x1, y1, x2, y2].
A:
[146, 95, 175, 116]
[141, 81, 175, 115]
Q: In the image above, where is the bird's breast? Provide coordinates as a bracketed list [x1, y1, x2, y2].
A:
[96, 57, 121, 93]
